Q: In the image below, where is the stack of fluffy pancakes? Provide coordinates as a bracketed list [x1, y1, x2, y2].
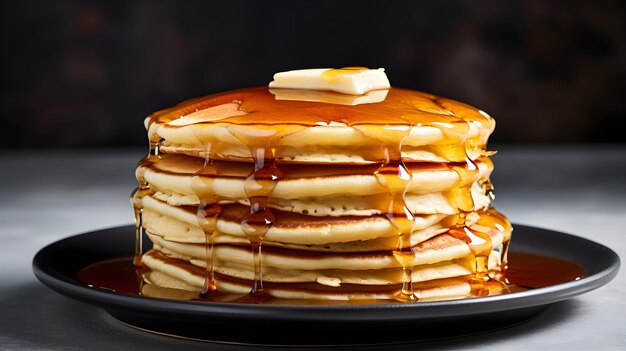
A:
[133, 86, 512, 302]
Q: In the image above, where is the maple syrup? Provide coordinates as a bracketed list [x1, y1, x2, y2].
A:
[130, 138, 162, 265]
[77, 250, 585, 304]
[190, 139, 223, 298]
[117, 84, 525, 304]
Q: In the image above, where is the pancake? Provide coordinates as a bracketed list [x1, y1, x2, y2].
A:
[141, 195, 456, 246]
[140, 250, 504, 301]
[146, 226, 505, 271]
[146, 87, 495, 164]
[129, 69, 512, 303]
[138, 153, 493, 216]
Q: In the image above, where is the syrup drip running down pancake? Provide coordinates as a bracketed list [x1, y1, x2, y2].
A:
[128, 67, 512, 303]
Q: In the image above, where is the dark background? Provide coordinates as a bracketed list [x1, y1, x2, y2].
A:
[1, 0, 625, 148]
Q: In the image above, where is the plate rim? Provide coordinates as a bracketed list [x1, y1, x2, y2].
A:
[32, 223, 621, 322]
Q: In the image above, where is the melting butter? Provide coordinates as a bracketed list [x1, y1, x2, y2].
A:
[269, 88, 388, 106]
[269, 67, 390, 95]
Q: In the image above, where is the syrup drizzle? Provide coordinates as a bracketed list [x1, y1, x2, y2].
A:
[321, 66, 368, 82]
[130, 137, 161, 265]
[437, 117, 495, 296]
[476, 155, 511, 271]
[127, 86, 511, 303]
[224, 125, 305, 302]
[190, 141, 223, 298]
[476, 206, 513, 267]
[356, 125, 417, 302]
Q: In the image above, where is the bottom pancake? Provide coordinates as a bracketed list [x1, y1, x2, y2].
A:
[140, 249, 506, 301]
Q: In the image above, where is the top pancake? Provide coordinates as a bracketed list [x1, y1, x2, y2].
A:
[146, 87, 496, 164]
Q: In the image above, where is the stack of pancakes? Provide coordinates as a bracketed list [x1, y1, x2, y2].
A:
[133, 86, 512, 302]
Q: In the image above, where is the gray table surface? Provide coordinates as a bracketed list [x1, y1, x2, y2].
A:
[1, 145, 624, 350]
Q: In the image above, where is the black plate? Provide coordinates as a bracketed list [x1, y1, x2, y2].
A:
[32, 224, 619, 346]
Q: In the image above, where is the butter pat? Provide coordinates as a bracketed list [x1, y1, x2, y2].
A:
[269, 67, 390, 95]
